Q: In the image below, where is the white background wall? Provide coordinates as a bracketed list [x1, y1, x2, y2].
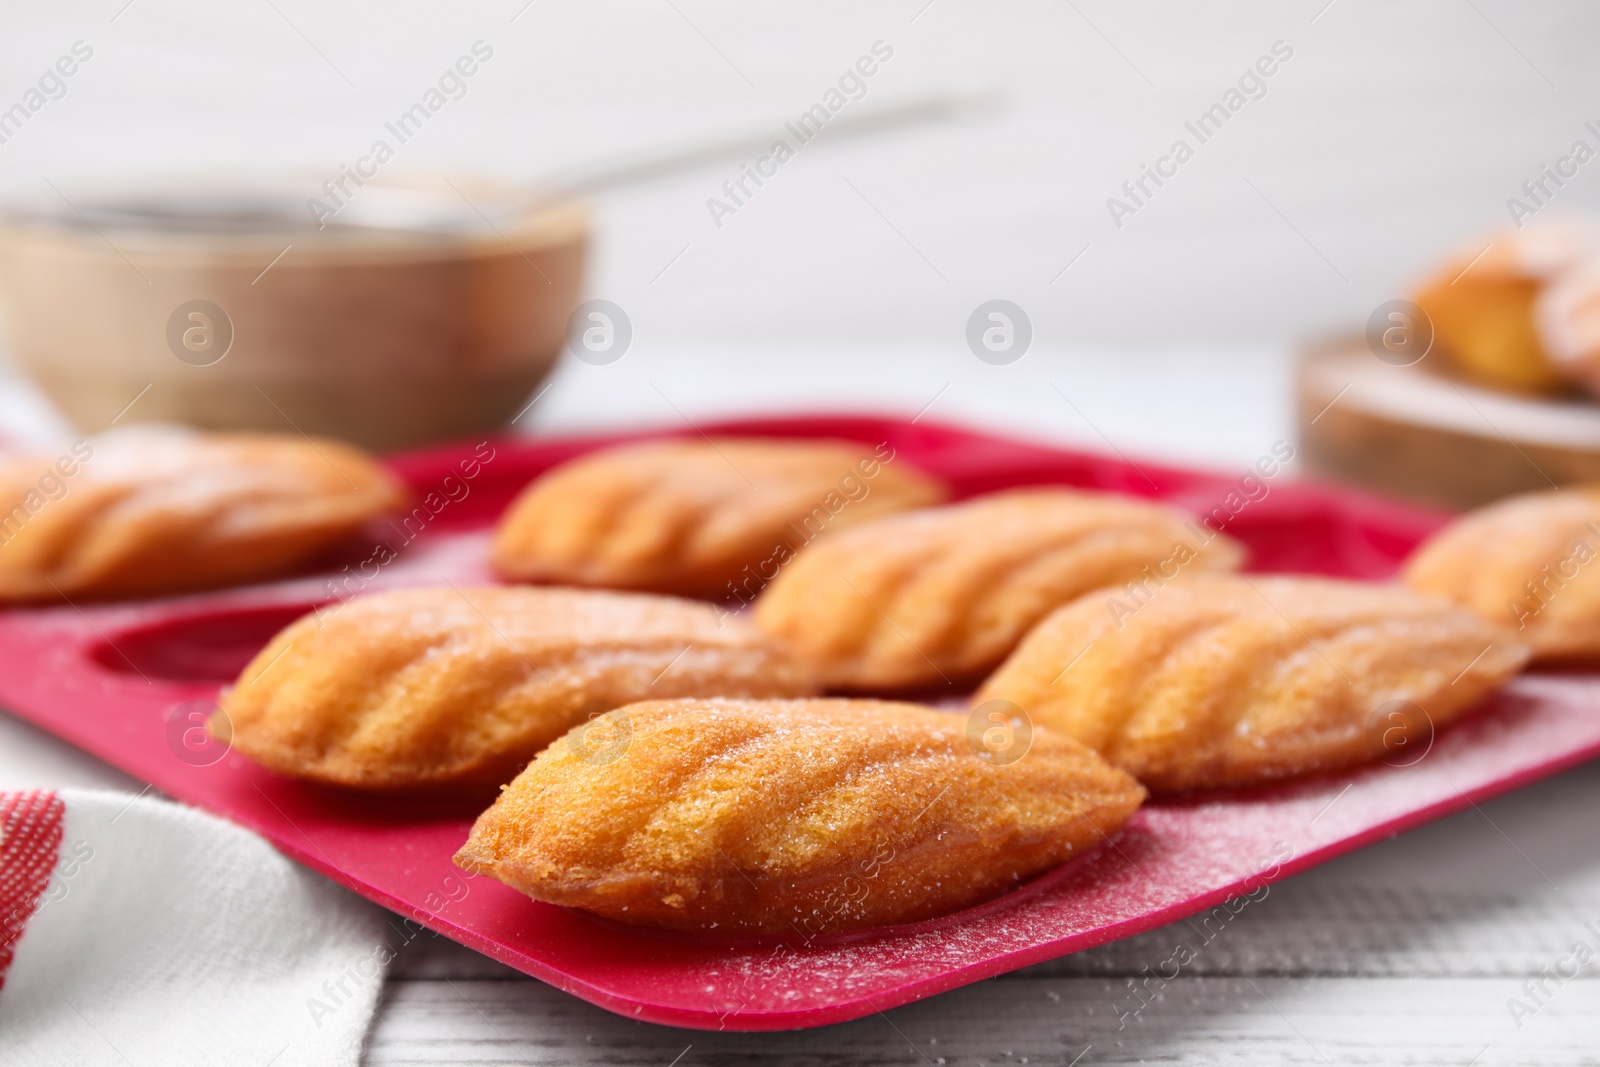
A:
[2, 1, 1598, 461]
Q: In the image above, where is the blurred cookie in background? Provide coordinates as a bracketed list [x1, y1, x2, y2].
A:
[1411, 217, 1599, 396]
[0, 426, 406, 600]
[1405, 484, 1600, 665]
[491, 437, 947, 599]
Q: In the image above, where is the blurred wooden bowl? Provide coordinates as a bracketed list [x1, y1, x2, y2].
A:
[0, 172, 586, 451]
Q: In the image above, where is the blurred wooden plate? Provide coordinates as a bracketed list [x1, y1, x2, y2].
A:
[1297, 336, 1600, 510]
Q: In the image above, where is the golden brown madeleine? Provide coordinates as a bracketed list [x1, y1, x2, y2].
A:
[753, 488, 1244, 690]
[975, 574, 1529, 792]
[1535, 260, 1600, 394]
[1411, 219, 1597, 395]
[0, 427, 406, 601]
[222, 586, 818, 790]
[454, 698, 1145, 935]
[490, 437, 946, 598]
[1405, 486, 1600, 663]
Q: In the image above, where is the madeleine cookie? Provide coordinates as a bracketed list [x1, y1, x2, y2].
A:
[1404, 486, 1600, 663]
[490, 438, 946, 598]
[455, 698, 1146, 935]
[0, 427, 406, 601]
[1412, 218, 1599, 394]
[1536, 262, 1600, 397]
[753, 488, 1244, 690]
[222, 586, 818, 789]
[975, 575, 1528, 792]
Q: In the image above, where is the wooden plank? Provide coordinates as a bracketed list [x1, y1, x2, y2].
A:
[366, 976, 1600, 1066]
[370, 762, 1600, 1062]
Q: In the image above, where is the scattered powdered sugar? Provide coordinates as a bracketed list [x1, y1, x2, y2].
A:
[669, 674, 1600, 1016]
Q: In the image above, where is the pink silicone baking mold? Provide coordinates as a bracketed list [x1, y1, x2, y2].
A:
[1, 415, 1592, 1031]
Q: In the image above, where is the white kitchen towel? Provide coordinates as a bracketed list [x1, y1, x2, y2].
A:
[0, 789, 392, 1066]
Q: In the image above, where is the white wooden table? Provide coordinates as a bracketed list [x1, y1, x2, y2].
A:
[5, 1, 1600, 1059]
[8, 705, 1599, 1065]
[371, 761, 1600, 1066]
[4, 344, 1599, 1063]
